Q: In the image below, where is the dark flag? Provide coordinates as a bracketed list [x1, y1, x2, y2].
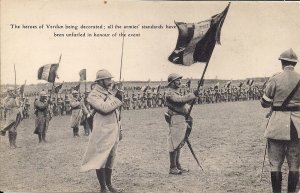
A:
[38, 63, 59, 82]
[247, 79, 254, 86]
[224, 81, 231, 88]
[168, 3, 230, 66]
[73, 84, 80, 91]
[214, 82, 220, 89]
[238, 82, 243, 88]
[54, 84, 63, 93]
[79, 69, 86, 81]
[153, 85, 161, 94]
[185, 80, 192, 88]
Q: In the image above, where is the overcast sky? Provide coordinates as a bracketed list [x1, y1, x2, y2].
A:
[1, 0, 300, 85]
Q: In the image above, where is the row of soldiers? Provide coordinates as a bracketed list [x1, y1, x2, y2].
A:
[0, 84, 262, 120]
[122, 85, 262, 110]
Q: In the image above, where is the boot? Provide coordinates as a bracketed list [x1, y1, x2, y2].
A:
[38, 133, 42, 143]
[271, 171, 282, 193]
[42, 132, 47, 142]
[74, 127, 80, 137]
[105, 168, 123, 193]
[169, 151, 181, 175]
[96, 169, 108, 193]
[12, 132, 18, 148]
[287, 171, 299, 193]
[8, 131, 14, 148]
[176, 149, 189, 173]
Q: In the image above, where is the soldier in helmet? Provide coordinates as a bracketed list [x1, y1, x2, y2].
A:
[164, 73, 199, 175]
[0, 87, 22, 148]
[34, 91, 51, 143]
[81, 69, 123, 193]
[80, 91, 92, 136]
[261, 48, 300, 193]
[70, 90, 82, 137]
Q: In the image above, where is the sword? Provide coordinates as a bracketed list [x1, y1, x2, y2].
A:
[186, 138, 204, 171]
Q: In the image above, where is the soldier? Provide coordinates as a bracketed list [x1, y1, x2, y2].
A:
[81, 69, 123, 193]
[0, 87, 22, 148]
[261, 48, 300, 193]
[164, 73, 199, 175]
[34, 91, 51, 143]
[0, 98, 4, 120]
[80, 91, 92, 136]
[65, 95, 71, 115]
[23, 97, 30, 119]
[131, 93, 138, 110]
[57, 97, 63, 116]
[70, 90, 82, 137]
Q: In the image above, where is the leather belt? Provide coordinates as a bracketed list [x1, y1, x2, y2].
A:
[272, 106, 300, 112]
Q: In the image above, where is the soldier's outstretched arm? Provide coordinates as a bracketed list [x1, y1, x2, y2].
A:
[87, 92, 122, 115]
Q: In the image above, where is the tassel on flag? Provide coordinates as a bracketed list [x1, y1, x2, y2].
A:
[79, 69, 86, 81]
[38, 63, 59, 83]
[168, 3, 230, 66]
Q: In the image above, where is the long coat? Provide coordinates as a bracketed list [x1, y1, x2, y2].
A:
[165, 87, 196, 151]
[81, 84, 122, 172]
[34, 99, 50, 134]
[262, 66, 300, 140]
[70, 96, 82, 128]
[3, 96, 20, 132]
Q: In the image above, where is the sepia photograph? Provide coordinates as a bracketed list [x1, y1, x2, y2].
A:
[0, 0, 300, 192]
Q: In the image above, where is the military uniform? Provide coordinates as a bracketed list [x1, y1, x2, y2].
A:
[34, 91, 51, 143]
[81, 69, 123, 193]
[70, 91, 82, 137]
[164, 73, 198, 175]
[261, 48, 300, 193]
[80, 94, 92, 136]
[0, 88, 22, 148]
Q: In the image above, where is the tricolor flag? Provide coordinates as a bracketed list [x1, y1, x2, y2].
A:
[168, 3, 230, 66]
[73, 84, 80, 91]
[246, 79, 254, 86]
[54, 84, 63, 94]
[224, 81, 231, 88]
[185, 79, 192, 88]
[38, 63, 59, 83]
[153, 85, 161, 94]
[214, 82, 220, 89]
[79, 69, 86, 81]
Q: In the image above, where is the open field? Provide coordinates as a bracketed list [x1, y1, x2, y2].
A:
[0, 100, 299, 193]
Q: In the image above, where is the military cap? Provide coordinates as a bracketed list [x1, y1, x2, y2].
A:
[167, 73, 183, 86]
[95, 69, 113, 81]
[279, 48, 298, 62]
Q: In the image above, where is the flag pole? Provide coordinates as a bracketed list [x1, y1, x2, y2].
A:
[119, 30, 125, 82]
[188, 54, 213, 115]
[14, 64, 17, 95]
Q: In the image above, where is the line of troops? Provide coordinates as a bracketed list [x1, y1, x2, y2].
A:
[122, 85, 262, 110]
[0, 84, 262, 120]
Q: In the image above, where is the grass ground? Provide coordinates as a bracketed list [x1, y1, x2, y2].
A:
[0, 100, 299, 193]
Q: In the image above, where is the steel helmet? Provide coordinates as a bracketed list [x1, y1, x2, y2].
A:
[95, 69, 113, 81]
[279, 48, 298, 62]
[167, 73, 183, 86]
[72, 90, 79, 95]
[39, 91, 47, 97]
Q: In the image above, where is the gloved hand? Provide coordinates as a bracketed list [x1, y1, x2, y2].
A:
[185, 115, 193, 128]
[193, 90, 200, 97]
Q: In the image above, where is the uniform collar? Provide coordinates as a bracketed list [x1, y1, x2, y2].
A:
[283, 66, 295, 71]
[93, 84, 111, 95]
